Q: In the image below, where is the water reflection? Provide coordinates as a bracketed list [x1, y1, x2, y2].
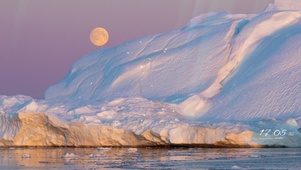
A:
[0, 147, 300, 169]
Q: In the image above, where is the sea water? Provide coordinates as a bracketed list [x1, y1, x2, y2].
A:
[0, 147, 300, 169]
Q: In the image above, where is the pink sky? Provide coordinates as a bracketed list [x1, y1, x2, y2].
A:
[0, 0, 272, 98]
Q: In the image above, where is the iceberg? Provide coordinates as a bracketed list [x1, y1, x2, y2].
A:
[264, 0, 301, 12]
[1, 0, 301, 147]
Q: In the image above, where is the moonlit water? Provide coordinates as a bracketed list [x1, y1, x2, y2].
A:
[0, 148, 300, 169]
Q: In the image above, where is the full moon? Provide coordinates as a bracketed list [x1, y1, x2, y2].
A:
[90, 27, 109, 46]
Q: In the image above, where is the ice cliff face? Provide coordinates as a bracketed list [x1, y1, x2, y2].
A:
[1, 0, 301, 147]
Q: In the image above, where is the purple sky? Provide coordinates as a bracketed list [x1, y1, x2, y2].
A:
[0, 0, 272, 99]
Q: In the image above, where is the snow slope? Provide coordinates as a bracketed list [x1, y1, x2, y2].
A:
[45, 12, 249, 104]
[1, 0, 301, 147]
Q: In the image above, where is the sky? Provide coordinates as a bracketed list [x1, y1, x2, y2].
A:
[0, 0, 273, 99]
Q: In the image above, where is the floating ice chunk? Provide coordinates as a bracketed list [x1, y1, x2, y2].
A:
[249, 154, 259, 158]
[127, 148, 138, 153]
[286, 119, 298, 126]
[97, 147, 112, 151]
[62, 153, 78, 159]
[231, 165, 243, 169]
[89, 154, 102, 158]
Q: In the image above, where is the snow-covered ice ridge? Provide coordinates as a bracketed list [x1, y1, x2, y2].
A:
[1, 0, 301, 147]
